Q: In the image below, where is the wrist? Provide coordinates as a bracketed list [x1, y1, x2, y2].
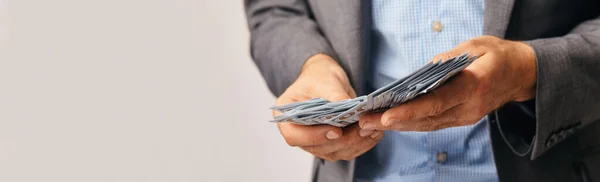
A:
[511, 41, 537, 102]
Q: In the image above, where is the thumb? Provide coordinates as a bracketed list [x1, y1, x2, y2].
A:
[328, 93, 352, 102]
[323, 86, 356, 102]
[272, 92, 302, 117]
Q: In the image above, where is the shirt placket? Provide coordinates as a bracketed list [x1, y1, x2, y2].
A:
[422, 0, 443, 176]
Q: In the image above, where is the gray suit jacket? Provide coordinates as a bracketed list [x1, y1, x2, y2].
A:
[245, 0, 600, 181]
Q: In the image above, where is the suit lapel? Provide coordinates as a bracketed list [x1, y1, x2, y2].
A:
[484, 0, 515, 38]
[314, 0, 371, 95]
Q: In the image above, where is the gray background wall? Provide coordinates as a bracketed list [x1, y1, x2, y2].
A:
[0, 0, 312, 181]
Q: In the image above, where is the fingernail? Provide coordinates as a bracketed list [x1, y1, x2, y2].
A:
[326, 131, 340, 139]
[362, 123, 376, 130]
[359, 129, 374, 137]
[370, 131, 382, 139]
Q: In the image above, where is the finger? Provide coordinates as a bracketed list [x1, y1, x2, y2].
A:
[272, 92, 305, 117]
[301, 123, 363, 154]
[392, 120, 461, 132]
[359, 112, 389, 131]
[428, 40, 489, 64]
[327, 124, 367, 150]
[381, 71, 478, 126]
[427, 49, 465, 63]
[390, 104, 464, 131]
[302, 125, 383, 161]
[327, 130, 384, 161]
[277, 122, 343, 147]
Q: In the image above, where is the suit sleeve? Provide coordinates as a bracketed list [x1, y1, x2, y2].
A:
[497, 16, 600, 160]
[244, 0, 336, 96]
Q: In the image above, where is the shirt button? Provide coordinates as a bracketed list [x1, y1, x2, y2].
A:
[437, 152, 447, 163]
[432, 21, 443, 32]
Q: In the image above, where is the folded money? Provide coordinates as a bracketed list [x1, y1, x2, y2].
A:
[270, 53, 476, 127]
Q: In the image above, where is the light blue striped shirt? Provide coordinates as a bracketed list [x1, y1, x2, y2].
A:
[354, 1, 498, 181]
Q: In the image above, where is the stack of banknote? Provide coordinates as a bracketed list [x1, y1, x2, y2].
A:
[270, 53, 476, 127]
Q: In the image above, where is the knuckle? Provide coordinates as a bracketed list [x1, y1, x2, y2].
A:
[419, 117, 436, 131]
[280, 130, 299, 147]
[403, 109, 416, 120]
[461, 40, 476, 47]
[308, 134, 320, 144]
[463, 38, 485, 48]
[431, 101, 445, 115]
[283, 137, 298, 147]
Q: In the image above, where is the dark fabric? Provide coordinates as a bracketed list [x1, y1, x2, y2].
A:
[491, 118, 600, 182]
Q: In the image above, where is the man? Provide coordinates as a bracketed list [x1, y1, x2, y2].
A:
[245, 0, 600, 181]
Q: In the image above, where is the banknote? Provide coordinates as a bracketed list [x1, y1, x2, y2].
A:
[270, 53, 476, 127]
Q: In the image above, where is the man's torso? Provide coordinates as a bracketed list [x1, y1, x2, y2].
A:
[306, 0, 600, 181]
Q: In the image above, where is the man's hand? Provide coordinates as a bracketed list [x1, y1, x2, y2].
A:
[360, 36, 537, 132]
[275, 54, 384, 161]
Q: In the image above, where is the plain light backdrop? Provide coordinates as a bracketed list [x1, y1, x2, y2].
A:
[0, 0, 313, 181]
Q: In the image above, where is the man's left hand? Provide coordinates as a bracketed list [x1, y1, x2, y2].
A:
[359, 36, 537, 132]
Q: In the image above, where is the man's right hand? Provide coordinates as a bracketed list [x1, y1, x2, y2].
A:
[273, 54, 384, 161]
